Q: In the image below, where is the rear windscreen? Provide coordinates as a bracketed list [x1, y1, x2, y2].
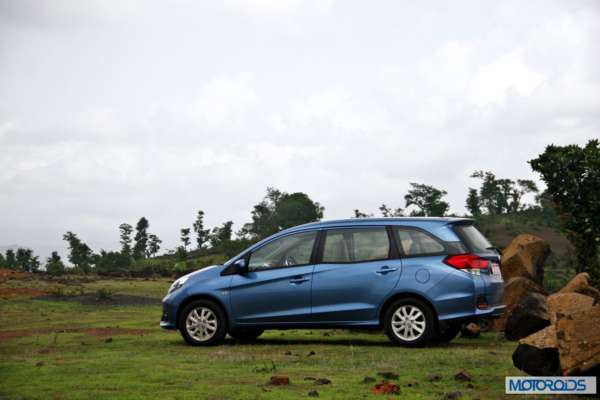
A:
[454, 224, 493, 253]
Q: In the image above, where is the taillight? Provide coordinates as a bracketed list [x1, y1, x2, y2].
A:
[443, 254, 490, 270]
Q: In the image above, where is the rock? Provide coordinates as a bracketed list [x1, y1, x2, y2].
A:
[36, 361, 44, 367]
[377, 371, 399, 380]
[308, 390, 319, 397]
[512, 325, 561, 376]
[268, 375, 290, 385]
[314, 378, 331, 385]
[460, 323, 481, 339]
[466, 383, 475, 389]
[371, 381, 401, 395]
[427, 374, 442, 382]
[442, 392, 462, 400]
[559, 273, 600, 301]
[556, 305, 600, 376]
[362, 376, 376, 384]
[501, 234, 550, 285]
[547, 292, 594, 324]
[505, 292, 550, 340]
[307, 351, 316, 356]
[104, 337, 113, 343]
[404, 380, 418, 387]
[454, 369, 473, 382]
[493, 277, 546, 331]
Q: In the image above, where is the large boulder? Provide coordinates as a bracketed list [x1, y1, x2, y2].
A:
[547, 292, 594, 324]
[512, 325, 561, 376]
[505, 292, 550, 341]
[556, 305, 600, 376]
[494, 277, 546, 331]
[558, 273, 600, 302]
[501, 234, 550, 285]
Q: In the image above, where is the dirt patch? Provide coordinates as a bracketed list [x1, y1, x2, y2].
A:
[0, 287, 48, 299]
[0, 327, 151, 342]
[34, 293, 159, 306]
[0, 268, 31, 282]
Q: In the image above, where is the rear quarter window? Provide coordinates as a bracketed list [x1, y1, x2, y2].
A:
[453, 224, 493, 253]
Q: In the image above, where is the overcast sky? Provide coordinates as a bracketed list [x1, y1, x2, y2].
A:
[1, 0, 599, 259]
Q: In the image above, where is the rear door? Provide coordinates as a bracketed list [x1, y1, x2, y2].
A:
[311, 226, 402, 323]
[229, 230, 318, 324]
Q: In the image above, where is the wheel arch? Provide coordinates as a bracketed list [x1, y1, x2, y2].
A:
[176, 294, 229, 330]
[378, 291, 439, 328]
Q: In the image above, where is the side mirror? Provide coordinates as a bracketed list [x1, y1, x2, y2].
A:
[232, 258, 248, 274]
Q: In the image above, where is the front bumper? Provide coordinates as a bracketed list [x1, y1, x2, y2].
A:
[160, 293, 180, 330]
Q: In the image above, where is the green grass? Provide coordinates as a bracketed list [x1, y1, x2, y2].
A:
[0, 277, 520, 399]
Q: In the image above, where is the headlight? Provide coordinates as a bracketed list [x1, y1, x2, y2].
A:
[168, 275, 190, 294]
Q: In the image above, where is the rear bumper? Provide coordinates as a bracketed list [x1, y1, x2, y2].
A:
[438, 304, 506, 330]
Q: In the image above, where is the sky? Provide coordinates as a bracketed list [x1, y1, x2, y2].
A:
[1, 0, 599, 260]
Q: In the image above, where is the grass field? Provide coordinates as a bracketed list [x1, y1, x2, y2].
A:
[0, 275, 521, 400]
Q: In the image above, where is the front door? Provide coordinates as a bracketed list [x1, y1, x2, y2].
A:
[311, 227, 402, 323]
[229, 230, 317, 324]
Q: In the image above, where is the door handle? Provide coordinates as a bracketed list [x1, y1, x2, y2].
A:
[375, 266, 398, 275]
[289, 276, 310, 284]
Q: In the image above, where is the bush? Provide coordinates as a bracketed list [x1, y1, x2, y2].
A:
[96, 288, 113, 301]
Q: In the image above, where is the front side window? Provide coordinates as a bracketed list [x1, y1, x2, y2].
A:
[248, 231, 317, 270]
[322, 228, 390, 263]
[394, 228, 444, 256]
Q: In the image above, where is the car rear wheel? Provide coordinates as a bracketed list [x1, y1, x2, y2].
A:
[384, 298, 435, 347]
[179, 300, 226, 346]
[229, 328, 264, 342]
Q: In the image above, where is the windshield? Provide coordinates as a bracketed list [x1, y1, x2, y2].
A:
[454, 224, 493, 253]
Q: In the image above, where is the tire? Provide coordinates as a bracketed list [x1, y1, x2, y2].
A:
[178, 299, 227, 346]
[384, 298, 436, 347]
[433, 324, 461, 343]
[229, 328, 264, 342]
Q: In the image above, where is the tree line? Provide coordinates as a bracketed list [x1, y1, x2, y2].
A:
[1, 140, 598, 284]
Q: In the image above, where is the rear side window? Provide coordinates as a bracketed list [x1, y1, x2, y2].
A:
[394, 228, 445, 256]
[453, 224, 492, 253]
[322, 228, 390, 263]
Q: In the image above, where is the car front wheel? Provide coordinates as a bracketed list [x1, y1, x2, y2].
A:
[179, 300, 227, 346]
[384, 298, 435, 347]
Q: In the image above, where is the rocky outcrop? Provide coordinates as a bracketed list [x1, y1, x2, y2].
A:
[512, 325, 561, 376]
[501, 234, 550, 285]
[505, 292, 550, 341]
[546, 292, 594, 324]
[556, 305, 600, 376]
[558, 273, 600, 302]
[494, 277, 546, 331]
[460, 323, 481, 339]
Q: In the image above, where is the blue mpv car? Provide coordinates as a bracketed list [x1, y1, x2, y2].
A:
[161, 218, 505, 347]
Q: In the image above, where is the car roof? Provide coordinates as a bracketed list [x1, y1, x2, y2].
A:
[282, 217, 473, 234]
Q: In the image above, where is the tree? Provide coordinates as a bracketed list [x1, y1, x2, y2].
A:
[274, 192, 324, 230]
[63, 231, 94, 273]
[404, 183, 449, 216]
[45, 251, 66, 276]
[119, 223, 134, 256]
[210, 221, 234, 248]
[244, 188, 323, 239]
[180, 228, 191, 250]
[192, 210, 210, 250]
[5, 249, 16, 270]
[470, 171, 539, 214]
[94, 250, 131, 275]
[379, 204, 403, 217]
[132, 217, 149, 260]
[530, 139, 600, 284]
[465, 188, 481, 216]
[15, 248, 40, 272]
[353, 209, 371, 218]
[0, 252, 4, 267]
[147, 234, 162, 257]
